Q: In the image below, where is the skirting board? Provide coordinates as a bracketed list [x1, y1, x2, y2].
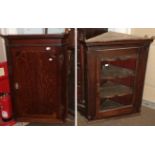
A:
[143, 85, 155, 103]
[143, 100, 155, 110]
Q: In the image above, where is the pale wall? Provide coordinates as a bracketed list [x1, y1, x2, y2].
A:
[131, 28, 155, 103]
[0, 39, 6, 62]
[109, 28, 131, 34]
[0, 29, 6, 62]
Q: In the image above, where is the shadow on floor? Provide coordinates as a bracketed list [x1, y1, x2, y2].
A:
[26, 114, 75, 126]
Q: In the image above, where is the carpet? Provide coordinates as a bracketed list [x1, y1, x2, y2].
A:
[78, 106, 155, 126]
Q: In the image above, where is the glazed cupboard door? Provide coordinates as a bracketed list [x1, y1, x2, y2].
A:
[9, 46, 65, 123]
[95, 47, 140, 118]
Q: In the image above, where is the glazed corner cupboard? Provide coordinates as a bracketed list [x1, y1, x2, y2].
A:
[78, 31, 153, 120]
[2, 33, 74, 123]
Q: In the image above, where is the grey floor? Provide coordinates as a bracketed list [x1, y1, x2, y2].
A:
[78, 100, 155, 126]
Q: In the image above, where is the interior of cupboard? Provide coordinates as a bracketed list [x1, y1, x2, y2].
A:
[99, 51, 138, 111]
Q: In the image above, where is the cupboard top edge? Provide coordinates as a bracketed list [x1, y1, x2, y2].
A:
[0, 34, 66, 40]
[85, 32, 153, 46]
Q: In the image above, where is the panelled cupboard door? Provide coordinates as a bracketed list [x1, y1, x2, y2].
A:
[9, 46, 65, 122]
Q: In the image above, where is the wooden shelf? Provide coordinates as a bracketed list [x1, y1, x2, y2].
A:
[101, 65, 134, 79]
[100, 82, 132, 98]
[100, 54, 137, 62]
[100, 99, 123, 111]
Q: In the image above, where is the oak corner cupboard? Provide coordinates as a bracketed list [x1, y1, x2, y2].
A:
[2, 33, 73, 123]
[79, 31, 153, 120]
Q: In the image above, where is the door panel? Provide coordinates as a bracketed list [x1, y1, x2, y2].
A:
[10, 46, 63, 120]
[95, 47, 139, 118]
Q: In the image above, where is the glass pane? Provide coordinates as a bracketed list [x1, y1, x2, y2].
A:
[100, 81, 132, 98]
[99, 52, 137, 111]
[101, 64, 135, 79]
[100, 95, 133, 111]
[100, 99, 123, 110]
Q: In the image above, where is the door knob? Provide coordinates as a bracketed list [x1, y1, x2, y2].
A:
[104, 64, 109, 67]
[14, 83, 19, 90]
[48, 58, 53, 62]
[45, 47, 51, 51]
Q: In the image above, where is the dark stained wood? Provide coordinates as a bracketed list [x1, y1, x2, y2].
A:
[65, 28, 75, 49]
[77, 30, 86, 109]
[133, 46, 151, 111]
[3, 34, 72, 123]
[78, 31, 153, 120]
[65, 29, 75, 115]
[77, 29, 108, 114]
